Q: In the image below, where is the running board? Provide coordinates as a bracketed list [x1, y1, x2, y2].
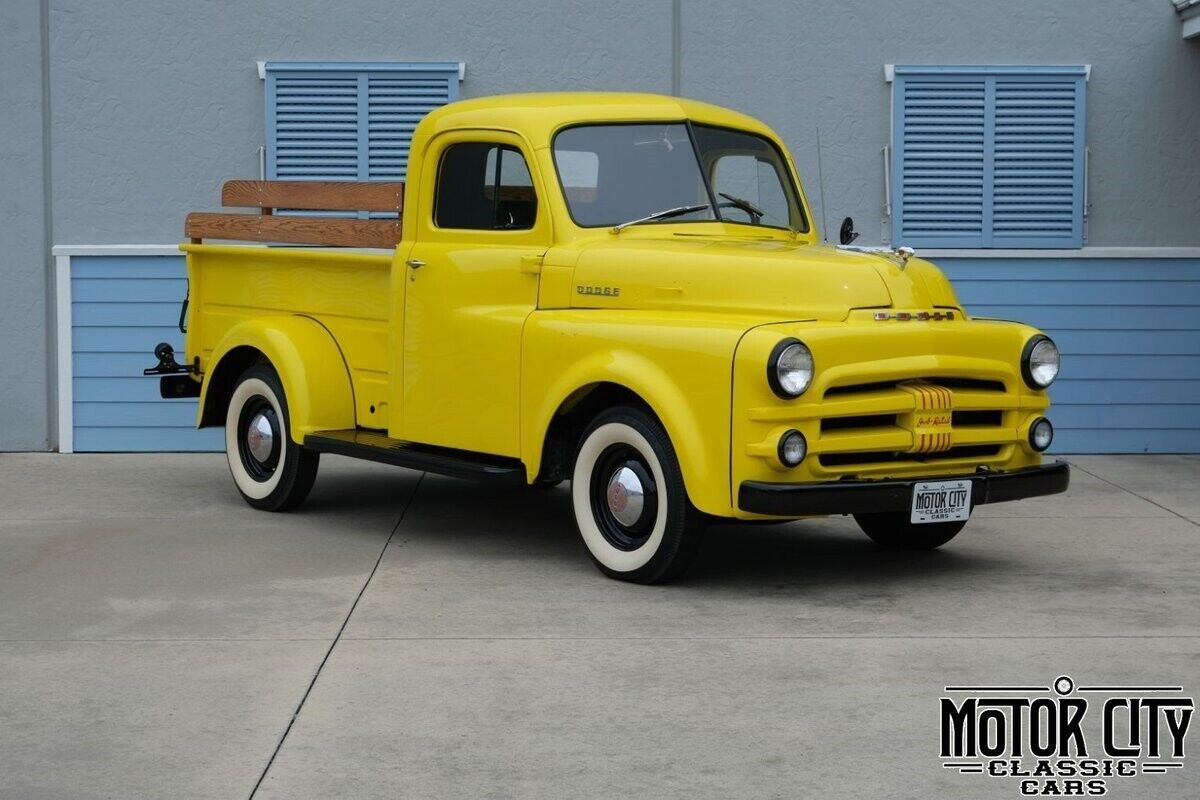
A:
[304, 429, 527, 485]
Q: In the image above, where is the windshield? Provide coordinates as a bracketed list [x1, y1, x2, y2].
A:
[552, 122, 807, 232]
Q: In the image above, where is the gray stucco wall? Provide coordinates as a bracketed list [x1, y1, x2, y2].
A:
[46, 0, 1200, 248]
[2, 0, 1199, 449]
[48, 0, 673, 244]
[0, 0, 50, 451]
[683, 0, 1200, 246]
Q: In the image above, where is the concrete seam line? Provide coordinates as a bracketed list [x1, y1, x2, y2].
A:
[246, 471, 426, 800]
[1069, 462, 1200, 530]
[333, 634, 1200, 641]
[2, 634, 1196, 643]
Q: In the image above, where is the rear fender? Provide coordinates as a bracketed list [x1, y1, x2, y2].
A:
[199, 316, 355, 443]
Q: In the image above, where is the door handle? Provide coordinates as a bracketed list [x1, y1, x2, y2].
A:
[406, 259, 425, 269]
[520, 253, 544, 275]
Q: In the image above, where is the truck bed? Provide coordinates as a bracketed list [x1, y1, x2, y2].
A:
[183, 244, 393, 427]
[181, 181, 403, 428]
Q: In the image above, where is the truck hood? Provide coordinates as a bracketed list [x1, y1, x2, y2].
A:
[565, 234, 958, 321]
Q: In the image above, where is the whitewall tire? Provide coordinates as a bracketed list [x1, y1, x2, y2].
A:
[225, 364, 319, 511]
[571, 407, 704, 583]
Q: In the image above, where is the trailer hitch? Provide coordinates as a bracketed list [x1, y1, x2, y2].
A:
[143, 342, 199, 376]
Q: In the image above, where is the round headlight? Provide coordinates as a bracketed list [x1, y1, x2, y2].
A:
[1022, 336, 1060, 389]
[778, 430, 807, 467]
[1029, 417, 1054, 452]
[768, 339, 814, 398]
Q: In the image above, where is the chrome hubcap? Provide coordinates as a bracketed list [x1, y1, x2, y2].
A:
[606, 465, 646, 528]
[246, 412, 275, 463]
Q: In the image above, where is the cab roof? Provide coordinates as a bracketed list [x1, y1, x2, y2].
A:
[415, 92, 778, 148]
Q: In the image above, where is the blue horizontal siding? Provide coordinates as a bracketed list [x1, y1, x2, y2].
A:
[73, 255, 183, 278]
[1054, 430, 1200, 454]
[73, 302, 187, 326]
[67, 254, 1198, 455]
[1051, 330, 1198, 355]
[74, 352, 176, 377]
[74, 427, 224, 452]
[972, 306, 1197, 330]
[1049, 380, 1200, 404]
[70, 255, 221, 453]
[1058, 355, 1200, 381]
[75, 376, 185, 403]
[936, 256, 1200, 454]
[73, 326, 185, 352]
[955, 280, 1200, 306]
[74, 401, 206, 427]
[73, 278, 188, 302]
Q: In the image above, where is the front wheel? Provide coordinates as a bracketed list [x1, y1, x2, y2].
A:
[571, 407, 704, 584]
[853, 512, 966, 550]
[225, 364, 319, 512]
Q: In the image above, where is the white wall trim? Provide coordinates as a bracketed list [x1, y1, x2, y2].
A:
[255, 60, 466, 81]
[52, 244, 182, 257]
[884, 64, 1090, 82]
[920, 247, 1200, 259]
[52, 244, 185, 453]
[54, 254, 74, 453]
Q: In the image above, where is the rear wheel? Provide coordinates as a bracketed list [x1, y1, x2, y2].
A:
[571, 407, 704, 583]
[225, 364, 319, 511]
[853, 512, 966, 550]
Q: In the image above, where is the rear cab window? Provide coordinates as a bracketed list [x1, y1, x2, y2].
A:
[434, 143, 538, 230]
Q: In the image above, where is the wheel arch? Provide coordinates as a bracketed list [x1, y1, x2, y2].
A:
[526, 351, 728, 516]
[535, 381, 656, 484]
[198, 315, 356, 444]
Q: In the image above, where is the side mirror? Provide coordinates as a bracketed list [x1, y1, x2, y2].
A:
[839, 216, 859, 245]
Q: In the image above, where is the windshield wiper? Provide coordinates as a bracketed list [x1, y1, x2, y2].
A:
[717, 192, 764, 222]
[611, 203, 709, 233]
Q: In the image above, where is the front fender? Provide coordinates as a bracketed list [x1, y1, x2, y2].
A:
[523, 312, 751, 517]
[536, 349, 711, 482]
[200, 315, 355, 443]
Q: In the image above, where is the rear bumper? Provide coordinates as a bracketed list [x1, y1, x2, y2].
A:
[737, 461, 1070, 517]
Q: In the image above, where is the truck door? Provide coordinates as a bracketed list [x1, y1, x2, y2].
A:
[399, 131, 547, 457]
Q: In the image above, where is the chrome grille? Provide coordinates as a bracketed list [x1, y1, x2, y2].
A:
[812, 376, 1012, 475]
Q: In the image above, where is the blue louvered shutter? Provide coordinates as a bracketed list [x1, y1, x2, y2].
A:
[265, 62, 460, 184]
[267, 71, 361, 179]
[893, 73, 988, 247]
[367, 72, 457, 181]
[892, 66, 1086, 249]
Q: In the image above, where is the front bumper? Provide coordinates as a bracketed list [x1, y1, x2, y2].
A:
[737, 461, 1069, 517]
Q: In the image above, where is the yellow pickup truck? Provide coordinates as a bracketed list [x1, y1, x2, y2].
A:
[148, 92, 1068, 583]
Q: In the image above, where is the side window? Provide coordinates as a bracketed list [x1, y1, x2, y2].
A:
[711, 155, 790, 225]
[555, 149, 600, 208]
[434, 143, 538, 230]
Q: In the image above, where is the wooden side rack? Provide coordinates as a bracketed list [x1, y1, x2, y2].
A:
[185, 180, 404, 248]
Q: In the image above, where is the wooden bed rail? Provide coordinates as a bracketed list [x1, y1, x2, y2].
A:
[185, 180, 404, 248]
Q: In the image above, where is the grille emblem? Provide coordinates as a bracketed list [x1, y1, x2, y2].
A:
[874, 310, 955, 321]
[898, 381, 954, 453]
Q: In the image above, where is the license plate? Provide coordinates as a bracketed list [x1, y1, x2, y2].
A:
[910, 479, 972, 524]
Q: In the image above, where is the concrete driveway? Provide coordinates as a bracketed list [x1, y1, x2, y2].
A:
[1, 453, 1197, 799]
